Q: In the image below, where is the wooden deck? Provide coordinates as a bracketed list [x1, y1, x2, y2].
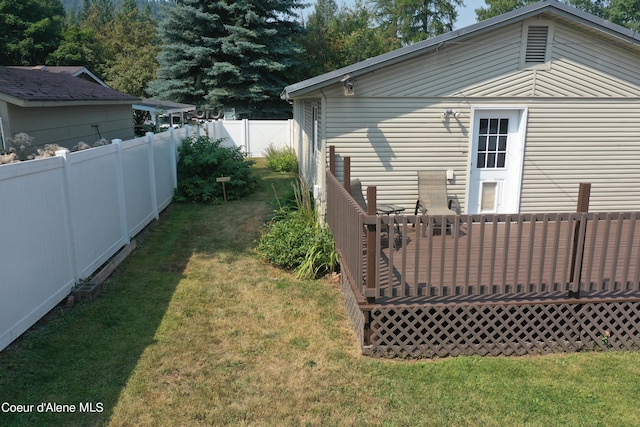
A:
[325, 160, 640, 358]
[371, 213, 640, 303]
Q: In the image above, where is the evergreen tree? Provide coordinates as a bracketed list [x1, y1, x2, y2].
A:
[0, 0, 65, 65]
[149, 0, 305, 119]
[373, 0, 462, 45]
[475, 0, 534, 21]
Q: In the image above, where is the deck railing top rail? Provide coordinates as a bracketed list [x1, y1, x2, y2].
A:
[326, 146, 640, 306]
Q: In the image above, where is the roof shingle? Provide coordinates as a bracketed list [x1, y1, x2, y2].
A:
[0, 66, 139, 103]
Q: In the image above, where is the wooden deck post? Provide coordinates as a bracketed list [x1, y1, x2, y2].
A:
[576, 183, 591, 213]
[569, 183, 591, 298]
[329, 145, 336, 176]
[344, 157, 351, 195]
[366, 185, 377, 304]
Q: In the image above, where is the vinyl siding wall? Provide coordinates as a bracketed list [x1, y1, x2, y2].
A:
[297, 17, 640, 213]
[5, 103, 136, 150]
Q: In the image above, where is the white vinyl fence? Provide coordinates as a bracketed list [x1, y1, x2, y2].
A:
[203, 119, 293, 157]
[0, 126, 198, 352]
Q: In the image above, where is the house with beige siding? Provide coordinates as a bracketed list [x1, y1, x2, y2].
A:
[282, 0, 640, 215]
[0, 66, 139, 153]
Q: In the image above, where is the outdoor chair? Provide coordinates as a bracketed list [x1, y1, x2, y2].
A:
[414, 170, 459, 234]
[350, 178, 405, 246]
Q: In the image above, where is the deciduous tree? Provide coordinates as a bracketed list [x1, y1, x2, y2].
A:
[102, 0, 159, 96]
[0, 0, 65, 65]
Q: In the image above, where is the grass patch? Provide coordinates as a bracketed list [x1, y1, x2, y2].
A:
[2, 159, 640, 426]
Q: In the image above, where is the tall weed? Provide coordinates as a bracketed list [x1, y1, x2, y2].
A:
[264, 144, 298, 173]
[257, 179, 337, 279]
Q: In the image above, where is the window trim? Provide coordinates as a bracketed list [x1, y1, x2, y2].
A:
[312, 105, 319, 153]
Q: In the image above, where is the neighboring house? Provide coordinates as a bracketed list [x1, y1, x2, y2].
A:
[10, 65, 110, 87]
[282, 0, 640, 215]
[0, 66, 139, 152]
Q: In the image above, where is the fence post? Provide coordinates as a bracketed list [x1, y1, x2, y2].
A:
[169, 128, 178, 190]
[146, 132, 160, 220]
[55, 149, 79, 283]
[569, 183, 591, 297]
[288, 119, 294, 150]
[240, 118, 249, 155]
[113, 139, 130, 244]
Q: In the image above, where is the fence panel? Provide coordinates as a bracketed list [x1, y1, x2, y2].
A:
[65, 144, 127, 279]
[121, 136, 155, 237]
[0, 126, 187, 352]
[153, 130, 178, 212]
[246, 120, 292, 157]
[0, 158, 75, 351]
[216, 120, 245, 150]
[201, 119, 292, 156]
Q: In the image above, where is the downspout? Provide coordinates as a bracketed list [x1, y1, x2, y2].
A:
[0, 117, 6, 151]
[319, 88, 328, 225]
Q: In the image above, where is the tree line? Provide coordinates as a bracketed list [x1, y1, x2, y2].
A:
[2, 0, 639, 119]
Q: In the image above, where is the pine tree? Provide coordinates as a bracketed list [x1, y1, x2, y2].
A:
[373, 0, 462, 45]
[148, 0, 305, 119]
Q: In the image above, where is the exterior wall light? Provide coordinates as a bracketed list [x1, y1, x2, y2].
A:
[442, 108, 461, 119]
[342, 75, 356, 96]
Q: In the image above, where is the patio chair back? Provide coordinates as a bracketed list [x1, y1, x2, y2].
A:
[416, 170, 456, 216]
[350, 178, 368, 212]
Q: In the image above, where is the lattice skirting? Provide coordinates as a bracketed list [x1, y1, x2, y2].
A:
[341, 275, 365, 351]
[360, 300, 640, 358]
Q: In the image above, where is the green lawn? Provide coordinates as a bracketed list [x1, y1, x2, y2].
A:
[2, 160, 640, 426]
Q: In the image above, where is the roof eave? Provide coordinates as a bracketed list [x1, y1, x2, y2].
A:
[282, 0, 640, 100]
[1, 97, 140, 108]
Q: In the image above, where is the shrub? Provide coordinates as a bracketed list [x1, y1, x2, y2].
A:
[264, 144, 297, 173]
[256, 180, 338, 279]
[176, 135, 257, 203]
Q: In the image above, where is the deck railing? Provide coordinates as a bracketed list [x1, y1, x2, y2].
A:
[367, 212, 640, 301]
[326, 171, 365, 301]
[326, 158, 640, 305]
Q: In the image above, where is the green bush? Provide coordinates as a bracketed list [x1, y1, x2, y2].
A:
[176, 135, 257, 203]
[256, 180, 337, 279]
[264, 144, 298, 173]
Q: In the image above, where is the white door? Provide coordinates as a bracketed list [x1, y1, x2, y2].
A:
[467, 109, 526, 214]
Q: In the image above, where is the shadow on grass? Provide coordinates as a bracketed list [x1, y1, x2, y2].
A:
[0, 164, 296, 426]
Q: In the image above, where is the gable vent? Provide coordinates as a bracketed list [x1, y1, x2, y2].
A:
[525, 26, 549, 63]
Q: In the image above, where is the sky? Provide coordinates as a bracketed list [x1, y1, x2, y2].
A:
[454, 0, 486, 29]
[300, 0, 486, 30]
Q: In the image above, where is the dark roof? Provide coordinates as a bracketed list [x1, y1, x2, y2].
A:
[0, 66, 139, 106]
[282, 0, 640, 99]
[8, 65, 109, 87]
